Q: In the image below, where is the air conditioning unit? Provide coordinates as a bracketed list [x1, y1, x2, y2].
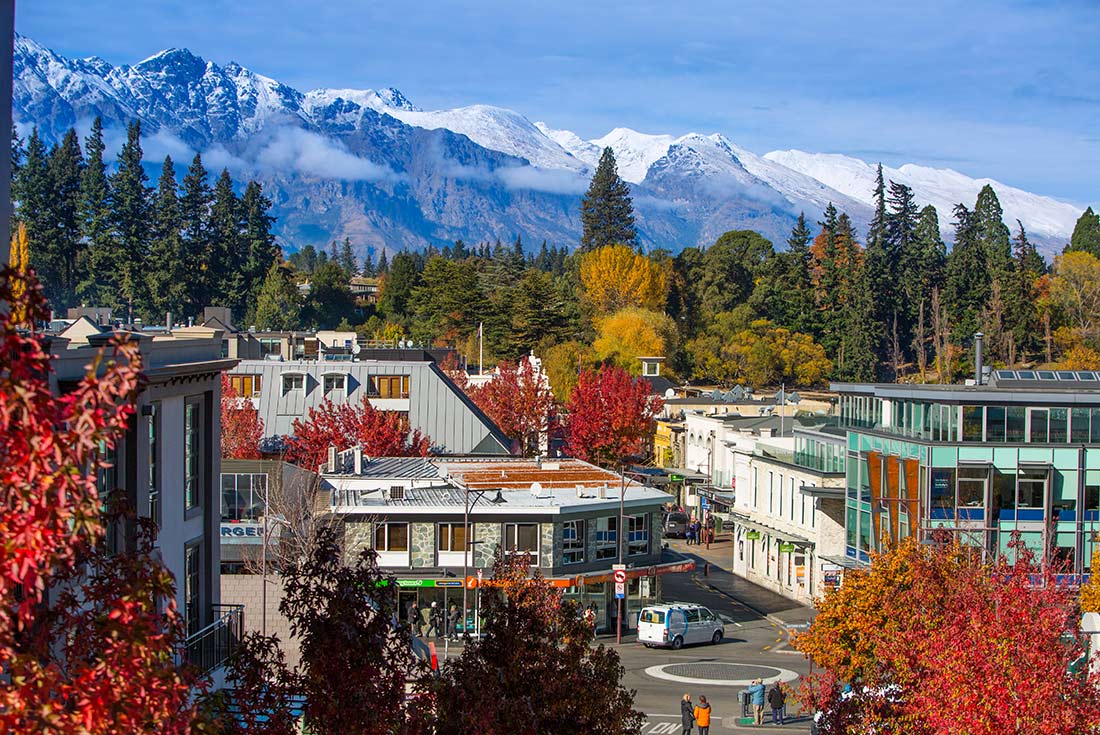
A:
[598, 485, 608, 500]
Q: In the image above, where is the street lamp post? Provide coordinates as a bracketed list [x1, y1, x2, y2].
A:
[461, 484, 500, 637]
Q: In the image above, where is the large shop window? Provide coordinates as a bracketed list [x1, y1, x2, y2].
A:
[628, 514, 649, 556]
[375, 522, 409, 552]
[221, 473, 268, 521]
[1017, 468, 1048, 509]
[562, 520, 585, 564]
[930, 468, 956, 518]
[596, 517, 618, 559]
[957, 466, 988, 513]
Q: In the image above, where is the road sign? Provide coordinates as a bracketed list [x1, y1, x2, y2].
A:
[465, 576, 477, 589]
[701, 497, 710, 510]
[613, 569, 627, 584]
[615, 581, 626, 598]
[612, 563, 626, 571]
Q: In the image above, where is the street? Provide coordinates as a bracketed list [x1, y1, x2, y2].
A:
[611, 536, 815, 732]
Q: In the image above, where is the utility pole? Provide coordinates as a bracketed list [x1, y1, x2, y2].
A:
[617, 467, 626, 645]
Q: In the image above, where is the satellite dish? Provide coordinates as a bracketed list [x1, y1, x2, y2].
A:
[664, 387, 676, 399]
[530, 482, 543, 497]
[351, 343, 361, 355]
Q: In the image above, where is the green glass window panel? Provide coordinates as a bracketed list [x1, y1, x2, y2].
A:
[1053, 471, 1077, 512]
[1086, 471, 1100, 511]
[1018, 468, 1047, 509]
[1006, 407, 1026, 443]
[846, 504, 857, 547]
[959, 446, 993, 462]
[993, 470, 1016, 511]
[1030, 409, 1048, 443]
[963, 406, 984, 442]
[1086, 450, 1100, 471]
[932, 446, 958, 466]
[1050, 408, 1069, 443]
[1073, 407, 1091, 443]
[1053, 448, 1080, 469]
[1092, 409, 1100, 443]
[986, 406, 1006, 442]
[859, 511, 872, 552]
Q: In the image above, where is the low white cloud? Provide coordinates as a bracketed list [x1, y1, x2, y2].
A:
[253, 127, 396, 182]
[496, 165, 588, 195]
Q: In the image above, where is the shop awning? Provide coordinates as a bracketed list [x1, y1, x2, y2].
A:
[819, 554, 862, 569]
[728, 512, 814, 547]
[575, 558, 696, 586]
[800, 485, 845, 499]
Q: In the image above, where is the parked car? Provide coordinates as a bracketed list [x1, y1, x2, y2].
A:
[637, 604, 724, 649]
[664, 512, 689, 538]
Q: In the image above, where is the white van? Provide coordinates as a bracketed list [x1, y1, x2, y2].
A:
[637, 604, 724, 649]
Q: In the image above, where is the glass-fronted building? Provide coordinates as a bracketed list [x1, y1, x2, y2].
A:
[835, 370, 1100, 573]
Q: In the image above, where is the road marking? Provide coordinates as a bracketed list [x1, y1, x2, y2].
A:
[762, 645, 771, 651]
[644, 662, 799, 686]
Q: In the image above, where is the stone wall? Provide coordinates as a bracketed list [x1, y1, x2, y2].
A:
[410, 522, 434, 567]
[474, 522, 502, 567]
[221, 574, 301, 669]
[540, 523, 554, 567]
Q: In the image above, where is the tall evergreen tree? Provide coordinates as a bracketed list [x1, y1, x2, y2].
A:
[208, 168, 244, 313]
[944, 204, 987, 340]
[377, 250, 389, 274]
[180, 153, 212, 313]
[749, 213, 816, 334]
[907, 205, 947, 379]
[972, 185, 1013, 284]
[146, 156, 189, 320]
[1068, 207, 1100, 257]
[76, 118, 113, 308]
[338, 237, 356, 276]
[240, 181, 279, 316]
[109, 120, 152, 321]
[253, 262, 302, 331]
[579, 147, 636, 251]
[837, 250, 877, 381]
[511, 269, 569, 355]
[47, 129, 84, 307]
[361, 250, 376, 277]
[1005, 220, 1047, 363]
[884, 181, 920, 376]
[378, 251, 419, 317]
[14, 128, 58, 298]
[863, 165, 893, 347]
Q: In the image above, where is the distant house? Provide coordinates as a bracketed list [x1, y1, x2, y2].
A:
[349, 276, 380, 304]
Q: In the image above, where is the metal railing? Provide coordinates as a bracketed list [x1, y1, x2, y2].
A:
[184, 604, 243, 675]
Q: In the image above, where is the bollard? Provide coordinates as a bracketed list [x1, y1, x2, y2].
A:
[704, 561, 710, 577]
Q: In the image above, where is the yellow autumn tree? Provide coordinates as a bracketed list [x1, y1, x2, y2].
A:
[1081, 545, 1100, 612]
[10, 223, 29, 325]
[593, 307, 678, 374]
[541, 340, 598, 403]
[579, 244, 667, 315]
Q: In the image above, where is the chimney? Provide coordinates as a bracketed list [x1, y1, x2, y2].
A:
[598, 484, 608, 500]
[327, 446, 337, 474]
[974, 332, 984, 385]
[353, 446, 363, 475]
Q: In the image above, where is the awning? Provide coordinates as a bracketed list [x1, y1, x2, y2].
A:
[728, 512, 814, 547]
[819, 554, 862, 569]
[800, 485, 845, 499]
[575, 559, 696, 586]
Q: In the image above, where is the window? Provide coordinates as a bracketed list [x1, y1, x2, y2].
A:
[1030, 408, 1049, 442]
[628, 514, 649, 555]
[684, 608, 701, 623]
[230, 374, 262, 397]
[184, 400, 200, 510]
[986, 406, 1006, 442]
[1072, 407, 1091, 443]
[1006, 407, 1026, 443]
[259, 338, 281, 358]
[640, 609, 665, 624]
[963, 406, 983, 441]
[323, 374, 346, 394]
[931, 468, 955, 516]
[148, 403, 160, 526]
[1050, 408, 1069, 443]
[596, 517, 618, 559]
[504, 523, 539, 554]
[184, 543, 201, 636]
[95, 439, 117, 495]
[438, 523, 468, 553]
[374, 522, 409, 551]
[957, 466, 987, 507]
[282, 374, 304, 394]
[562, 520, 585, 564]
[1018, 468, 1047, 509]
[221, 473, 268, 521]
[372, 375, 410, 399]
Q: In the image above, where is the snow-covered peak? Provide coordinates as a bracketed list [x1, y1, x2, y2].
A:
[764, 150, 1081, 241]
[534, 122, 601, 167]
[375, 87, 417, 111]
[590, 127, 675, 183]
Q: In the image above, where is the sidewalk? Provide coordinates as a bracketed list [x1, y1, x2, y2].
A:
[667, 536, 816, 630]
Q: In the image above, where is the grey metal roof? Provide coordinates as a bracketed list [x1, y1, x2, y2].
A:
[359, 457, 440, 479]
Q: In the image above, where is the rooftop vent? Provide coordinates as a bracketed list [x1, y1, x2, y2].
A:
[389, 485, 405, 501]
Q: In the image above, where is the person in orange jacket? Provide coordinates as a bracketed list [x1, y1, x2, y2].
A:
[693, 694, 712, 735]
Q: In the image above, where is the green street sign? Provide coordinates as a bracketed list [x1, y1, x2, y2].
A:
[397, 579, 433, 588]
[669, 474, 683, 481]
[779, 542, 796, 553]
[745, 530, 761, 540]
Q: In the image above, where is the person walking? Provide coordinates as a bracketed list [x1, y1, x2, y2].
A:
[747, 678, 766, 726]
[427, 601, 442, 638]
[693, 695, 712, 735]
[447, 603, 460, 639]
[686, 521, 696, 546]
[768, 682, 787, 725]
[680, 693, 694, 735]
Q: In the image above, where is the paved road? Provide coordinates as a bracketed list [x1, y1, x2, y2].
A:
[599, 540, 815, 732]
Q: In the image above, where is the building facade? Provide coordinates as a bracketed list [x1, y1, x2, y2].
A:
[835, 371, 1100, 575]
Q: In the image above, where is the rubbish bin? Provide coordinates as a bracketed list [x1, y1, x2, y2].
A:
[714, 516, 723, 534]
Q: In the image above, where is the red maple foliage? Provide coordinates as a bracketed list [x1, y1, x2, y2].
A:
[467, 358, 557, 455]
[221, 373, 264, 459]
[284, 396, 432, 471]
[797, 537, 1100, 735]
[563, 365, 661, 467]
[0, 269, 200, 734]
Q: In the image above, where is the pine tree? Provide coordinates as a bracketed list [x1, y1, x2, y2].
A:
[377, 250, 389, 274]
[180, 153, 212, 313]
[1068, 207, 1100, 257]
[146, 156, 189, 320]
[253, 262, 302, 331]
[837, 225, 876, 381]
[1004, 220, 1047, 363]
[579, 147, 636, 251]
[944, 204, 987, 340]
[14, 128, 58, 298]
[47, 129, 84, 307]
[208, 168, 244, 313]
[863, 165, 893, 342]
[511, 269, 569, 355]
[110, 120, 152, 321]
[338, 237, 356, 276]
[885, 181, 920, 376]
[240, 181, 279, 317]
[378, 251, 419, 317]
[75, 118, 113, 308]
[972, 185, 1013, 284]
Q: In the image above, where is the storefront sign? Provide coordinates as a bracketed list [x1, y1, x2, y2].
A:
[779, 542, 796, 553]
[745, 530, 761, 540]
[220, 522, 263, 544]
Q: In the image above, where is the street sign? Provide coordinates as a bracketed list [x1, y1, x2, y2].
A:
[701, 497, 710, 510]
[612, 563, 626, 571]
[745, 530, 761, 540]
[779, 542, 796, 553]
[465, 576, 477, 589]
[613, 569, 627, 584]
[615, 581, 625, 598]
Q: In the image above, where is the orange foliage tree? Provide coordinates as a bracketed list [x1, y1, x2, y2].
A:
[579, 244, 667, 315]
[796, 537, 1100, 735]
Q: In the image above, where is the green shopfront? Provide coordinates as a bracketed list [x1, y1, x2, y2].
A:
[836, 372, 1100, 575]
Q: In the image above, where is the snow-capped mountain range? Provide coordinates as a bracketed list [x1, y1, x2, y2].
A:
[13, 34, 1084, 255]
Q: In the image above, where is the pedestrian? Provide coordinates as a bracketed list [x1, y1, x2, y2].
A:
[409, 601, 422, 637]
[680, 693, 694, 735]
[686, 522, 695, 546]
[746, 678, 766, 726]
[447, 603, 460, 639]
[768, 682, 786, 725]
[427, 601, 442, 638]
[693, 694, 711, 735]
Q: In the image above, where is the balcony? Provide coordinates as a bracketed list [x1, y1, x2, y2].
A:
[183, 604, 243, 675]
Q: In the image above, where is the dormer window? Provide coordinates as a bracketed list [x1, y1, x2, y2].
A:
[282, 373, 304, 394]
[639, 357, 664, 377]
[323, 374, 346, 394]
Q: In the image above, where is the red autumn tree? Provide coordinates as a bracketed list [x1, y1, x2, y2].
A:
[797, 537, 1100, 735]
[284, 396, 432, 471]
[563, 365, 661, 467]
[467, 358, 557, 455]
[0, 268, 200, 734]
[221, 373, 264, 459]
[432, 550, 643, 735]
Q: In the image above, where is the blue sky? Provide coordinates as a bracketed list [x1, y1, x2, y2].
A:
[17, 0, 1099, 203]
